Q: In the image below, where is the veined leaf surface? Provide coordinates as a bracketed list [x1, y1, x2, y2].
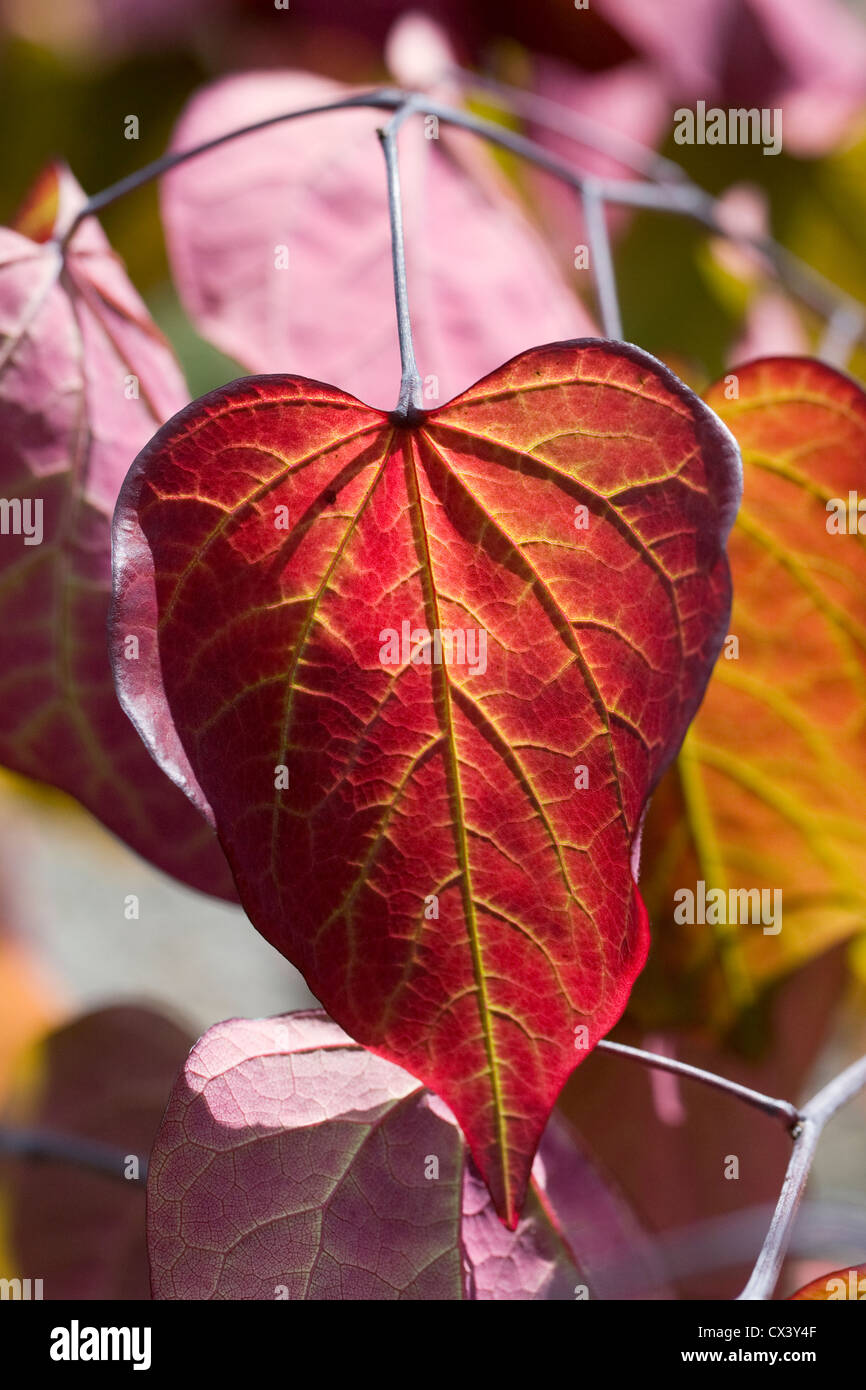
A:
[639, 358, 866, 1029]
[0, 163, 236, 898]
[111, 340, 740, 1222]
[147, 1011, 660, 1300]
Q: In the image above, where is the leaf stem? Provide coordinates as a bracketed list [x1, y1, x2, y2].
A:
[378, 100, 424, 419]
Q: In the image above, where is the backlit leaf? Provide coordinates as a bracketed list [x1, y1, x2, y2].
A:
[111, 339, 741, 1223]
[639, 358, 866, 1030]
[147, 1011, 655, 1300]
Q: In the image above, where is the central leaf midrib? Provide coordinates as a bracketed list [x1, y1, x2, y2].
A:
[404, 429, 511, 1218]
[418, 426, 630, 833]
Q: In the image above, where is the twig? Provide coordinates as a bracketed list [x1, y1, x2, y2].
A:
[60, 85, 866, 355]
[61, 88, 408, 242]
[453, 70, 866, 361]
[597, 1039, 801, 1129]
[581, 183, 623, 340]
[450, 64, 688, 185]
[0, 1125, 147, 1182]
[600, 1039, 866, 1299]
[377, 100, 424, 419]
[738, 1052, 866, 1300]
[819, 303, 866, 368]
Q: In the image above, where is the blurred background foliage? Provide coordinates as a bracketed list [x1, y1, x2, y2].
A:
[3, 0, 866, 388]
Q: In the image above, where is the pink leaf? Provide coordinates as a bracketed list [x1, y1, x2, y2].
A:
[161, 70, 596, 412]
[147, 1011, 654, 1300]
[532, 57, 671, 180]
[524, 57, 671, 271]
[596, 0, 866, 153]
[0, 163, 236, 898]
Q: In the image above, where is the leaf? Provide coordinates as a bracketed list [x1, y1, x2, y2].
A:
[790, 1263, 866, 1299]
[595, 0, 866, 153]
[147, 1010, 657, 1300]
[160, 70, 596, 412]
[0, 162, 236, 899]
[517, 57, 671, 291]
[383, 12, 461, 90]
[0, 1005, 194, 1299]
[111, 339, 740, 1223]
[638, 358, 866, 1030]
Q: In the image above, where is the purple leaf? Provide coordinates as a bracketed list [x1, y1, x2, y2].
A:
[148, 1011, 655, 1300]
[0, 1005, 194, 1300]
[0, 163, 237, 899]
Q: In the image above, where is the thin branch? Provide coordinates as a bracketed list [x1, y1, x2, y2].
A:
[445, 73, 866, 344]
[808, 1051, 866, 1126]
[61, 88, 408, 242]
[61, 85, 602, 237]
[450, 64, 688, 186]
[581, 183, 623, 340]
[61, 85, 866, 354]
[738, 1052, 866, 1300]
[601, 1039, 866, 1299]
[378, 100, 424, 419]
[451, 74, 866, 359]
[0, 1125, 147, 1182]
[597, 1039, 801, 1129]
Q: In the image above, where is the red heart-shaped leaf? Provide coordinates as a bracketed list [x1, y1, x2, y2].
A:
[111, 340, 741, 1223]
